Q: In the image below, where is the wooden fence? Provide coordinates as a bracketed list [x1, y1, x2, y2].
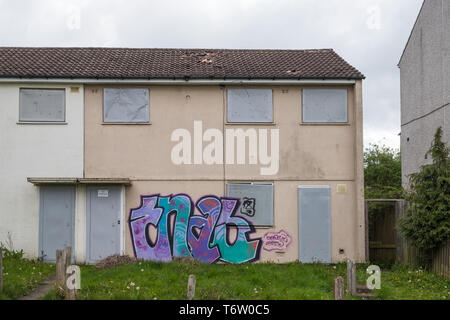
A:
[367, 199, 449, 278]
[431, 241, 450, 278]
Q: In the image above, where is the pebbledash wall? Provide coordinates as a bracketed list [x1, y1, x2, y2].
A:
[84, 82, 365, 264]
[0, 83, 84, 258]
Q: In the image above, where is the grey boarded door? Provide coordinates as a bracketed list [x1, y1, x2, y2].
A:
[86, 186, 121, 263]
[298, 186, 331, 263]
[39, 185, 75, 262]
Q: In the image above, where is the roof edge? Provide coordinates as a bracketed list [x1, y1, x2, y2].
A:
[398, 0, 425, 67]
[0, 77, 360, 85]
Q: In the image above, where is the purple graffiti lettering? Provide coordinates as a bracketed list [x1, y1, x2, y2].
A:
[129, 196, 171, 261]
[129, 194, 262, 264]
[187, 197, 221, 263]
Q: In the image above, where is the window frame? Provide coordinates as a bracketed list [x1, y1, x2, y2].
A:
[226, 88, 274, 124]
[301, 88, 349, 124]
[102, 88, 150, 124]
[18, 88, 67, 123]
[226, 181, 274, 228]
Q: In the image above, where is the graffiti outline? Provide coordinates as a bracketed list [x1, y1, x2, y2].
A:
[129, 194, 262, 264]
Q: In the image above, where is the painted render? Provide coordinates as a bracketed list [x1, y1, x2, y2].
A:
[84, 83, 365, 263]
[0, 80, 364, 264]
[0, 83, 84, 258]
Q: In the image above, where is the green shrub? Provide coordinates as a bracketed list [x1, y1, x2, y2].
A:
[400, 127, 450, 265]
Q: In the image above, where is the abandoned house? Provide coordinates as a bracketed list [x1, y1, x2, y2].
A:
[0, 47, 365, 264]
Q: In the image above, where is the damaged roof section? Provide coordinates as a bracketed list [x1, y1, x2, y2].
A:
[0, 47, 365, 80]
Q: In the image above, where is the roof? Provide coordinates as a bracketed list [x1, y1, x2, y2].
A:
[0, 47, 364, 80]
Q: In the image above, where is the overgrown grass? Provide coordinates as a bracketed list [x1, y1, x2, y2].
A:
[42, 260, 450, 300]
[0, 248, 55, 300]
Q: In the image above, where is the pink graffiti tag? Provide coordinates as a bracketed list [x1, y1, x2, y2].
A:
[262, 230, 292, 252]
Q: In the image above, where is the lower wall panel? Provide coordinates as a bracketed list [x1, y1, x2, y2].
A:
[124, 180, 360, 264]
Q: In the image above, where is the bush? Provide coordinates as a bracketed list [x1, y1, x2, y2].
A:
[400, 127, 450, 264]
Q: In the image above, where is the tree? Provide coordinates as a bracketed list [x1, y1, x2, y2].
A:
[364, 144, 403, 236]
[364, 144, 402, 200]
[400, 127, 450, 265]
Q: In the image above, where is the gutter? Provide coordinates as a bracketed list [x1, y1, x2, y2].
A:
[27, 177, 132, 185]
[0, 78, 356, 85]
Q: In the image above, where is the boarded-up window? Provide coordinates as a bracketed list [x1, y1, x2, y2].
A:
[103, 88, 150, 123]
[226, 182, 274, 226]
[302, 89, 348, 123]
[227, 89, 273, 123]
[19, 89, 65, 122]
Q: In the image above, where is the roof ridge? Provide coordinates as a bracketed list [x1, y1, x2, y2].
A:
[0, 46, 335, 52]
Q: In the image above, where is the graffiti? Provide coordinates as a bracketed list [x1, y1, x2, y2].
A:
[129, 194, 262, 264]
[240, 197, 256, 217]
[262, 230, 292, 252]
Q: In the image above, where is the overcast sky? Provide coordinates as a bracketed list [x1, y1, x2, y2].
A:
[0, 0, 424, 150]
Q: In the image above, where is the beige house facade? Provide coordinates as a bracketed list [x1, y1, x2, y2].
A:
[0, 48, 365, 264]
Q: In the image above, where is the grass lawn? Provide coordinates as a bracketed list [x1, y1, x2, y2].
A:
[42, 260, 450, 300]
[0, 249, 55, 300]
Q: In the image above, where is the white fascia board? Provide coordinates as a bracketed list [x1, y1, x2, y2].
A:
[0, 78, 356, 85]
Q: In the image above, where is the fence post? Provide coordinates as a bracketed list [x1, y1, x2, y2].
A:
[395, 200, 406, 264]
[187, 274, 196, 300]
[365, 200, 369, 262]
[64, 247, 73, 300]
[334, 277, 344, 300]
[347, 260, 356, 296]
[65, 246, 72, 271]
[0, 247, 3, 294]
[55, 249, 65, 296]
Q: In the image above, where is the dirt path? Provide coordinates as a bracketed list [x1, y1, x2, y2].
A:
[18, 275, 56, 300]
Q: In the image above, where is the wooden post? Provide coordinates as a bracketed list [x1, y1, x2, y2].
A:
[365, 200, 369, 262]
[395, 200, 406, 265]
[66, 287, 77, 300]
[347, 260, 356, 296]
[187, 274, 196, 300]
[65, 246, 72, 271]
[55, 249, 65, 296]
[64, 247, 73, 300]
[0, 247, 3, 294]
[334, 277, 344, 300]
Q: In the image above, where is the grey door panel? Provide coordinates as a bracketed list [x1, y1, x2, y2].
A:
[298, 186, 331, 263]
[86, 186, 121, 263]
[39, 185, 75, 262]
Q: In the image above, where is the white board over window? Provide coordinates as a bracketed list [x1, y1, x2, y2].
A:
[302, 89, 348, 123]
[19, 89, 65, 122]
[103, 88, 150, 123]
[227, 89, 273, 123]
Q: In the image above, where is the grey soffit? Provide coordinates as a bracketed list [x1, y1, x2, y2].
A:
[27, 177, 132, 185]
[0, 47, 365, 80]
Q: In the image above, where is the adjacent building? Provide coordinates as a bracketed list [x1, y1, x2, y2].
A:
[399, 0, 449, 188]
[0, 47, 365, 264]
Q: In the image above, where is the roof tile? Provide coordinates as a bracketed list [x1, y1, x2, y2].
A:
[0, 47, 365, 80]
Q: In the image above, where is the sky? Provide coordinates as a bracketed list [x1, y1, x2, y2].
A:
[0, 0, 424, 150]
